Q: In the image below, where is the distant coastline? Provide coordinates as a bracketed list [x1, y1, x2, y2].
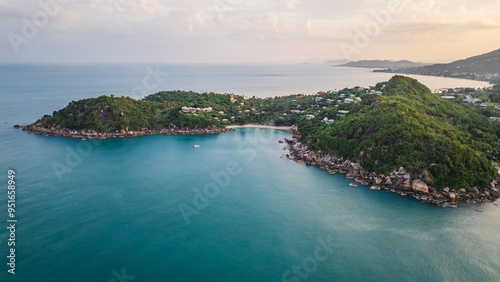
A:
[227, 124, 292, 131]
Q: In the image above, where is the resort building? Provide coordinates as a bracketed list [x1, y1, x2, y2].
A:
[337, 110, 350, 117]
[322, 117, 334, 124]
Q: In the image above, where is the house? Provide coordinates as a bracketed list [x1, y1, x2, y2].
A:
[290, 110, 301, 113]
[440, 96, 455, 99]
[355, 97, 362, 103]
[181, 106, 194, 113]
[231, 116, 235, 121]
[326, 99, 334, 103]
[463, 96, 481, 105]
[218, 111, 225, 115]
[245, 110, 250, 113]
[369, 90, 376, 94]
[322, 117, 334, 124]
[306, 115, 315, 120]
[339, 94, 345, 98]
[375, 91, 383, 96]
[222, 119, 229, 123]
[344, 98, 354, 104]
[315, 97, 323, 102]
[337, 110, 349, 117]
[350, 94, 355, 98]
[490, 117, 500, 122]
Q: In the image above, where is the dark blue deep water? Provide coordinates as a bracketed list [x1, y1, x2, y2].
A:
[0, 64, 498, 281]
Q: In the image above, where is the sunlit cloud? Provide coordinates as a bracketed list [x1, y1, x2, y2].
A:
[1, 0, 499, 63]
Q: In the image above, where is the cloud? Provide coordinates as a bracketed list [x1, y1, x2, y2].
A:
[393, 0, 500, 35]
[1, 0, 500, 63]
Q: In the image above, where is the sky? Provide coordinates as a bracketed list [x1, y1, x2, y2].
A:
[1, 0, 500, 64]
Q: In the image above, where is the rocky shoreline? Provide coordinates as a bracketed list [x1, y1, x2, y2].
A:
[21, 121, 232, 139]
[284, 126, 500, 208]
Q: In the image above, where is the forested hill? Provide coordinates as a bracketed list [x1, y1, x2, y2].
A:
[298, 76, 500, 189]
[376, 49, 500, 82]
[28, 76, 500, 189]
[36, 93, 228, 132]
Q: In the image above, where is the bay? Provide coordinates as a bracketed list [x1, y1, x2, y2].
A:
[0, 64, 498, 281]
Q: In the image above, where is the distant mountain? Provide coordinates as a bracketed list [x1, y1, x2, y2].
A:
[376, 49, 500, 83]
[338, 60, 430, 69]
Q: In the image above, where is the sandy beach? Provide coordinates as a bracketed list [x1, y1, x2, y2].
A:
[226, 124, 292, 131]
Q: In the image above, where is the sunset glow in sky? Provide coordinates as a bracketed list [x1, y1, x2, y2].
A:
[2, 0, 499, 64]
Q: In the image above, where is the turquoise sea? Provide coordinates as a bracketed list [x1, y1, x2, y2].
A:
[0, 64, 499, 281]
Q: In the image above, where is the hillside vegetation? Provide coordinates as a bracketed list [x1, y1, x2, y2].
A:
[39, 94, 225, 131]
[298, 76, 500, 189]
[377, 49, 500, 83]
[34, 76, 500, 189]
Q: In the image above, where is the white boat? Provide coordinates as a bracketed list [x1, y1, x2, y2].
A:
[348, 183, 358, 187]
[193, 145, 200, 148]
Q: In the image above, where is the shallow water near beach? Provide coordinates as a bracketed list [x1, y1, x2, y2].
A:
[0, 64, 499, 281]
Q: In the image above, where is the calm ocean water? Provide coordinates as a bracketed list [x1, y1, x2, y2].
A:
[0, 64, 499, 281]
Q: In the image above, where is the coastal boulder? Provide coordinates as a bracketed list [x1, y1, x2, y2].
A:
[448, 192, 456, 202]
[398, 167, 407, 175]
[491, 188, 500, 197]
[385, 177, 393, 185]
[421, 169, 433, 185]
[403, 179, 412, 191]
[412, 179, 429, 194]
